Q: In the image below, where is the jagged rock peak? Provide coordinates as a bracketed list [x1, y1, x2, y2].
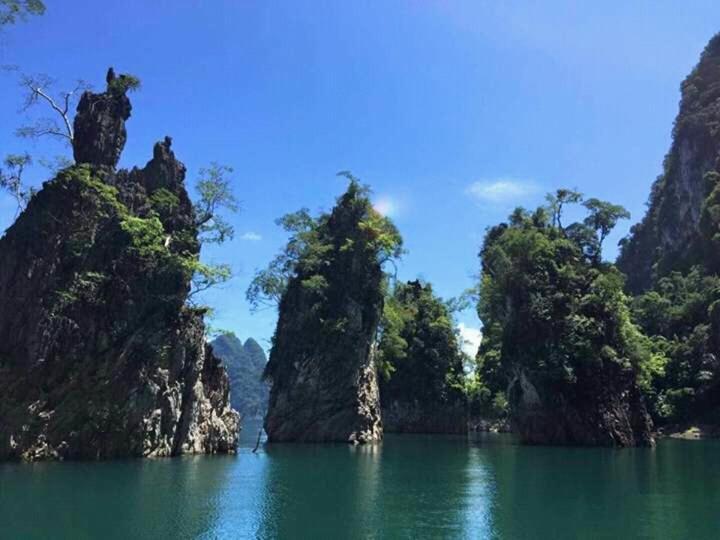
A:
[72, 68, 133, 168]
[142, 136, 187, 193]
[264, 182, 389, 444]
[0, 73, 240, 460]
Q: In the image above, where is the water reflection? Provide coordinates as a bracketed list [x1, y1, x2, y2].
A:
[2, 431, 719, 539]
[474, 435, 720, 540]
[250, 434, 496, 539]
[0, 454, 234, 539]
[463, 443, 497, 537]
[255, 442, 381, 538]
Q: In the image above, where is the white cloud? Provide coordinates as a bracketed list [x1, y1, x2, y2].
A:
[466, 178, 539, 204]
[240, 232, 262, 241]
[373, 196, 397, 217]
[457, 323, 482, 357]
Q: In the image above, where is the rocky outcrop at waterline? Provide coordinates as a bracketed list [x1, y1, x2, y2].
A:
[0, 71, 239, 461]
[381, 400, 467, 434]
[507, 367, 654, 447]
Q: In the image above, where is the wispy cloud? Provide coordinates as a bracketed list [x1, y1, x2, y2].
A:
[240, 232, 262, 241]
[457, 323, 482, 357]
[374, 196, 398, 217]
[466, 178, 539, 204]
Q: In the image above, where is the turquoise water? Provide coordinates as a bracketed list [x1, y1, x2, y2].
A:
[1, 421, 718, 539]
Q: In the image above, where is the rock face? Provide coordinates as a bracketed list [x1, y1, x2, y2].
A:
[263, 182, 387, 443]
[618, 33, 720, 292]
[0, 73, 239, 461]
[211, 334, 269, 420]
[73, 85, 131, 167]
[508, 367, 654, 447]
[381, 400, 467, 434]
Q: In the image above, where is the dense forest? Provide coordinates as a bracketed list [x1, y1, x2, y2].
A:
[1, 2, 719, 460]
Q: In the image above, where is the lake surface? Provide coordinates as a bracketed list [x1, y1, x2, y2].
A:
[1, 420, 718, 539]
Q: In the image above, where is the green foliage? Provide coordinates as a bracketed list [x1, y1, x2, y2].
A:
[377, 280, 466, 405]
[189, 261, 232, 301]
[630, 268, 720, 423]
[376, 288, 409, 381]
[339, 173, 404, 263]
[582, 198, 630, 252]
[150, 187, 180, 215]
[194, 163, 238, 244]
[0, 0, 44, 25]
[247, 174, 403, 312]
[63, 165, 125, 215]
[475, 190, 649, 417]
[120, 215, 166, 258]
[545, 188, 582, 228]
[52, 271, 109, 312]
[300, 274, 329, 295]
[0, 153, 34, 215]
[246, 208, 320, 310]
[108, 74, 141, 94]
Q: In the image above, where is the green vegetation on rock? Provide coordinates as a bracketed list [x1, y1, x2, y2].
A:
[260, 174, 402, 443]
[616, 33, 720, 428]
[475, 191, 653, 445]
[377, 279, 467, 433]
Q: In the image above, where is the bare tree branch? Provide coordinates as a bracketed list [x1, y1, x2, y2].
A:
[20, 76, 74, 141]
[14, 74, 91, 147]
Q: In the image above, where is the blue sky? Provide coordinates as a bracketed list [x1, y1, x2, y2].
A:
[2, 1, 719, 352]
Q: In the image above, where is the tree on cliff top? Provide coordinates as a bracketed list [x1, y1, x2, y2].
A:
[0, 0, 44, 26]
[247, 172, 403, 312]
[0, 153, 34, 216]
[255, 173, 403, 380]
[1, 68, 238, 307]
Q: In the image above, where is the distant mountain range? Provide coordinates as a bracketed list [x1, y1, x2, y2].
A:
[211, 334, 269, 420]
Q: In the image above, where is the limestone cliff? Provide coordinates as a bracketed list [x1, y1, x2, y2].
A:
[263, 180, 400, 443]
[618, 33, 720, 292]
[0, 72, 239, 461]
[507, 365, 654, 447]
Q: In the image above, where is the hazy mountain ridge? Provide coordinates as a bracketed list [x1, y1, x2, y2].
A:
[212, 334, 269, 420]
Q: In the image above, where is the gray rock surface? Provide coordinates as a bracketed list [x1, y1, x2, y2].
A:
[0, 71, 239, 461]
[508, 367, 654, 447]
[263, 183, 386, 444]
